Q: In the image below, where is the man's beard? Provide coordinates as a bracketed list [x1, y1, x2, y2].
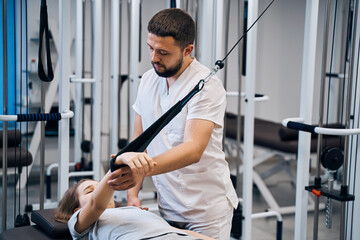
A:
[152, 56, 183, 78]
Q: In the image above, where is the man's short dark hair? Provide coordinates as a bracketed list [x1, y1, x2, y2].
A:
[148, 8, 195, 50]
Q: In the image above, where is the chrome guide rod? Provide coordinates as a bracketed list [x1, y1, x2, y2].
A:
[127, 0, 131, 142]
[40, 81, 45, 209]
[74, 0, 84, 165]
[236, 0, 244, 197]
[341, 0, 359, 239]
[313, 0, 331, 239]
[110, 0, 120, 154]
[92, 0, 103, 181]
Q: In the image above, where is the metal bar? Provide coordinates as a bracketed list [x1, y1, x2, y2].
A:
[0, 110, 74, 121]
[69, 171, 95, 178]
[341, 0, 359, 238]
[127, 0, 131, 141]
[2, 0, 8, 232]
[58, 0, 71, 199]
[74, 0, 84, 165]
[294, 1, 319, 240]
[117, 0, 123, 146]
[40, 21, 47, 209]
[242, 1, 258, 239]
[236, 0, 244, 197]
[129, 0, 141, 139]
[214, 0, 225, 83]
[223, 0, 230, 90]
[199, 0, 214, 68]
[40, 82, 45, 210]
[314, 1, 331, 237]
[111, 0, 120, 154]
[92, 0, 103, 181]
[282, 118, 360, 135]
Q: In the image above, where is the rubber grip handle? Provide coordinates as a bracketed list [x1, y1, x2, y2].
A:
[110, 154, 127, 172]
[286, 121, 316, 134]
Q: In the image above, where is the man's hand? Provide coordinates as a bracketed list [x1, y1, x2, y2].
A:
[115, 152, 156, 177]
[107, 166, 141, 191]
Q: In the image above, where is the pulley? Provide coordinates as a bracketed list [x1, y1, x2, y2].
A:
[321, 147, 344, 171]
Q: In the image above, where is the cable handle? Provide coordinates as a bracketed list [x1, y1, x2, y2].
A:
[282, 117, 360, 136]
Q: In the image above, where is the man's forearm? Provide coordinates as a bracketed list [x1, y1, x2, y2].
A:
[151, 141, 201, 175]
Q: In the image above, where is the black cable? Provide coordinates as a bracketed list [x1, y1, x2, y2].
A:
[341, 1, 353, 127]
[325, 0, 339, 148]
[14, 0, 18, 222]
[221, 0, 275, 63]
[24, 0, 29, 213]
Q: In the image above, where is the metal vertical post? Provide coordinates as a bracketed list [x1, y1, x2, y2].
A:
[198, 0, 214, 68]
[313, 0, 331, 239]
[223, 0, 230, 89]
[111, 0, 120, 154]
[74, 0, 84, 165]
[242, 1, 258, 239]
[58, 0, 71, 199]
[236, 0, 244, 197]
[294, 1, 319, 240]
[346, 1, 360, 235]
[2, 0, 8, 232]
[214, 0, 225, 83]
[341, 0, 359, 239]
[40, 82, 45, 209]
[128, 0, 140, 139]
[92, 0, 103, 181]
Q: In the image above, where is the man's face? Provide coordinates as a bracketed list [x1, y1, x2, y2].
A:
[147, 33, 184, 78]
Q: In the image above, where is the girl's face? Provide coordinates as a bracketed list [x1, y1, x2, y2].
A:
[76, 180, 115, 210]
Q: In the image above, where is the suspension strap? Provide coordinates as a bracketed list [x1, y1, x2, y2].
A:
[110, 80, 203, 171]
[38, 0, 54, 82]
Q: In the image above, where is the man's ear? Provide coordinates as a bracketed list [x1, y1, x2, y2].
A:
[184, 44, 194, 56]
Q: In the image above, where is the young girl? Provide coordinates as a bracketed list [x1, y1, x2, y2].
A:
[55, 152, 214, 240]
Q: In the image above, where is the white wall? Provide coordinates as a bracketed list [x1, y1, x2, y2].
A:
[223, 0, 348, 124]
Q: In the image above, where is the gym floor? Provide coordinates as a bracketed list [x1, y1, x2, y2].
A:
[0, 137, 342, 239]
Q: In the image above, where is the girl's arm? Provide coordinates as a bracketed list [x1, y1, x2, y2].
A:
[74, 152, 155, 233]
[75, 171, 114, 233]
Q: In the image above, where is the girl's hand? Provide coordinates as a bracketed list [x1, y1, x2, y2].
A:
[127, 195, 142, 208]
[112, 152, 156, 177]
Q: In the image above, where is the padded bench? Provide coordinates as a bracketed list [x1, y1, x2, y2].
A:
[0, 209, 71, 240]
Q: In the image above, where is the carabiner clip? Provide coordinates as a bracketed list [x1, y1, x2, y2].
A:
[198, 79, 205, 91]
